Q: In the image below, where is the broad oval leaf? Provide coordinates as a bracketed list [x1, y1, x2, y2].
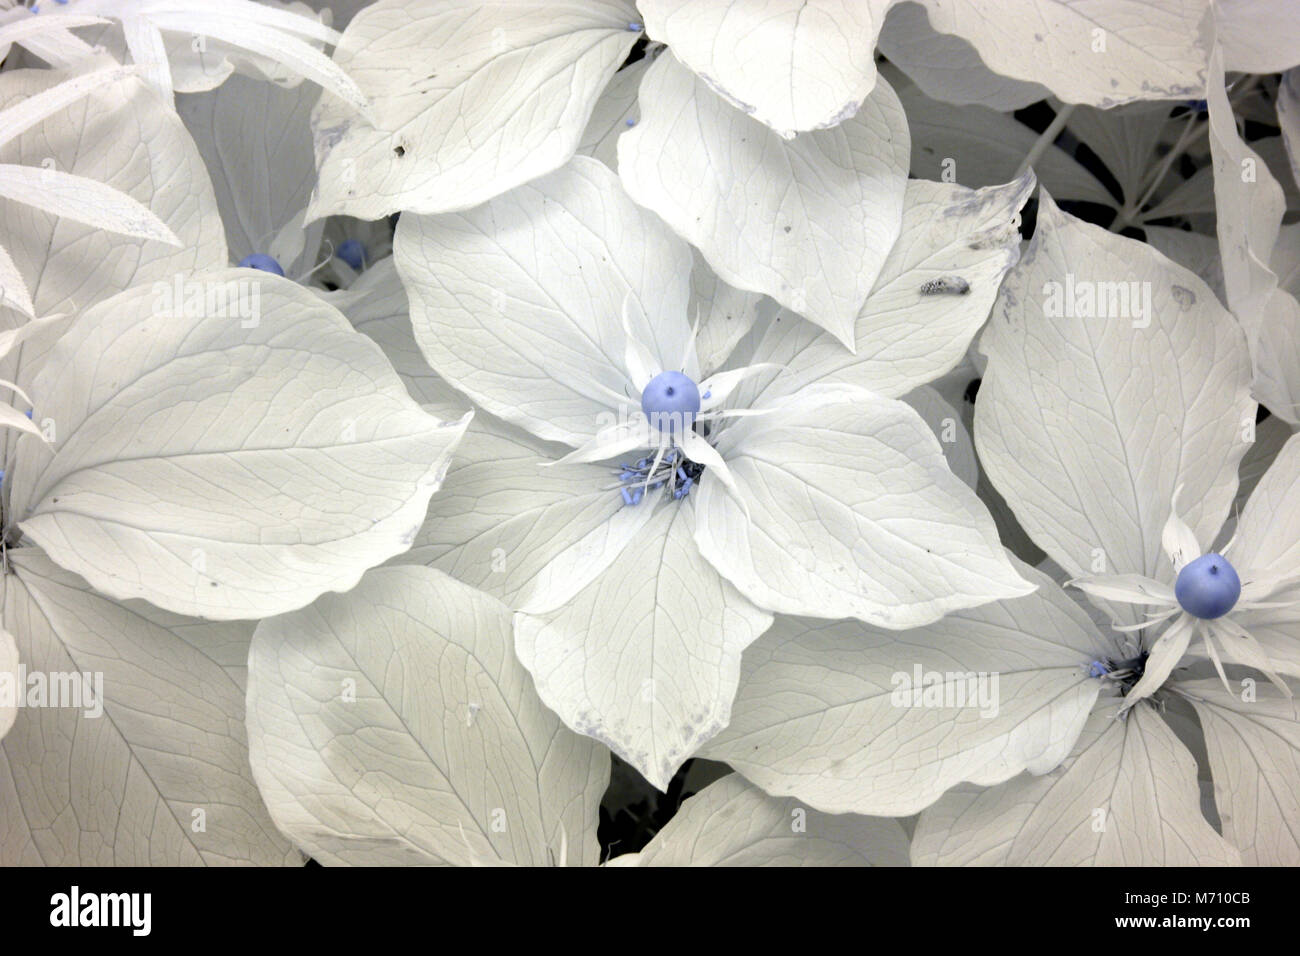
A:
[975, 191, 1255, 588]
[0, 549, 298, 865]
[245, 565, 610, 866]
[577, 58, 649, 172]
[738, 174, 1032, 406]
[912, 702, 1242, 866]
[701, 561, 1103, 816]
[396, 156, 694, 447]
[619, 50, 909, 349]
[9, 271, 469, 620]
[613, 774, 910, 866]
[402, 411, 646, 609]
[877, 1, 1050, 111]
[1180, 678, 1300, 865]
[1209, 45, 1300, 425]
[696, 383, 1035, 629]
[339, 255, 472, 408]
[308, 0, 641, 218]
[637, 0, 892, 137]
[178, 73, 322, 275]
[516, 498, 774, 791]
[914, 0, 1206, 108]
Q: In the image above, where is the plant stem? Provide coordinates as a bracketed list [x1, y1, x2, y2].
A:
[1112, 110, 1200, 231]
[1014, 103, 1077, 181]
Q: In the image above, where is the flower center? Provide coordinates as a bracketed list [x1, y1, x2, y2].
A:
[641, 370, 700, 434]
[613, 447, 705, 505]
[1174, 553, 1241, 619]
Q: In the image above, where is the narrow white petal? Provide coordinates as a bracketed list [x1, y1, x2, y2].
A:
[1161, 487, 1202, 571]
[622, 291, 659, 391]
[679, 430, 745, 516]
[697, 363, 782, 412]
[1121, 615, 1196, 710]
[1069, 574, 1177, 607]
[549, 419, 652, 466]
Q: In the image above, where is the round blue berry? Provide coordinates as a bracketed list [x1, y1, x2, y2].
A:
[238, 253, 284, 276]
[641, 370, 700, 433]
[336, 238, 365, 270]
[1174, 553, 1241, 619]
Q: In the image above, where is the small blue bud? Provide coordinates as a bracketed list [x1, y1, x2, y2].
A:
[24, 408, 32, 419]
[1088, 660, 1109, 678]
[336, 238, 365, 270]
[238, 253, 284, 276]
[628, 22, 643, 31]
[1174, 553, 1241, 619]
[641, 370, 700, 433]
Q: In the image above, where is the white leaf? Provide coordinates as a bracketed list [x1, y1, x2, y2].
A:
[177, 74, 321, 273]
[404, 411, 654, 614]
[577, 58, 648, 171]
[246, 565, 609, 866]
[637, 0, 892, 136]
[912, 702, 1242, 865]
[308, 0, 640, 218]
[739, 174, 1032, 405]
[338, 256, 470, 408]
[0, 163, 180, 246]
[1221, 432, 1300, 676]
[1210, 46, 1300, 424]
[1233, 433, 1300, 581]
[0, 68, 227, 322]
[1144, 226, 1226, 304]
[516, 498, 773, 790]
[688, 250, 771, 378]
[0, 549, 298, 865]
[1180, 678, 1300, 865]
[701, 561, 1102, 816]
[0, 65, 137, 152]
[619, 51, 909, 349]
[913, 0, 1205, 108]
[1216, 0, 1300, 73]
[8, 272, 470, 620]
[902, 384, 978, 488]
[696, 383, 1034, 628]
[891, 73, 1112, 205]
[396, 156, 694, 447]
[975, 191, 1255, 588]
[876, 1, 1050, 111]
[618, 774, 910, 866]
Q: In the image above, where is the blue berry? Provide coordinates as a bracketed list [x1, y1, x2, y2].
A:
[641, 370, 700, 433]
[238, 253, 284, 276]
[336, 239, 365, 270]
[1174, 553, 1241, 619]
